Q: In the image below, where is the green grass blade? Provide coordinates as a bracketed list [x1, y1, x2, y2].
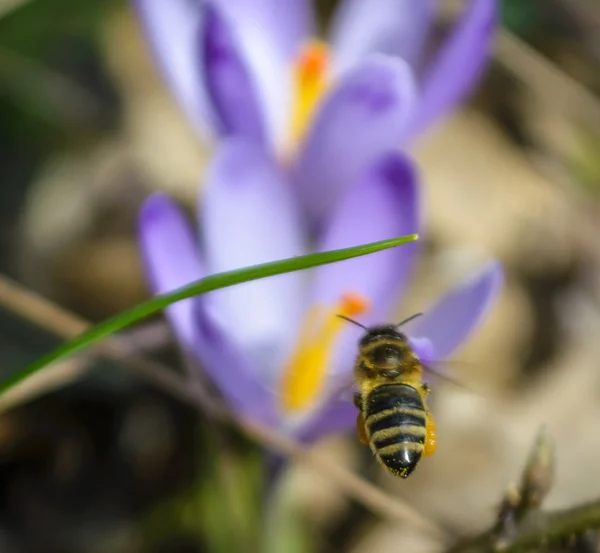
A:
[0, 233, 418, 395]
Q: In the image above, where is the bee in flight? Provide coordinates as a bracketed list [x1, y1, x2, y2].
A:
[339, 313, 436, 478]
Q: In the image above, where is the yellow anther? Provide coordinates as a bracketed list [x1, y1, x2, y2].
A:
[288, 39, 330, 150]
[280, 292, 369, 414]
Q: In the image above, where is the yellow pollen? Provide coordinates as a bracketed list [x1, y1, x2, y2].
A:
[281, 292, 369, 414]
[288, 39, 330, 150]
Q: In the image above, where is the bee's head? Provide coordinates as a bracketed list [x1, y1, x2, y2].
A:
[337, 313, 423, 378]
[358, 325, 406, 348]
[359, 326, 411, 377]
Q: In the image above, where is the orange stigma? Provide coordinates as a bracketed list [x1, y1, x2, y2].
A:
[280, 292, 369, 414]
[300, 41, 329, 77]
[287, 39, 330, 151]
[339, 292, 369, 317]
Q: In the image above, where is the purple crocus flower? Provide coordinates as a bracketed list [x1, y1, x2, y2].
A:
[134, 0, 497, 226]
[138, 137, 502, 444]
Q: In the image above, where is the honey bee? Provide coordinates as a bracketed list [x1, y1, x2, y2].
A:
[339, 313, 437, 478]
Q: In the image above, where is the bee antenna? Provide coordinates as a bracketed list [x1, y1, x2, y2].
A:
[336, 314, 367, 330]
[396, 312, 423, 328]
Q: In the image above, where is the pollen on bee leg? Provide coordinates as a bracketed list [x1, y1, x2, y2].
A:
[280, 292, 370, 414]
[423, 412, 437, 457]
[356, 411, 370, 446]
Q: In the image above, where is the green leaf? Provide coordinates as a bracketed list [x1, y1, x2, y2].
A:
[0, 233, 418, 395]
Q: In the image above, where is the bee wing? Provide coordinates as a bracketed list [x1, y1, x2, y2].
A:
[328, 373, 359, 403]
[422, 362, 474, 393]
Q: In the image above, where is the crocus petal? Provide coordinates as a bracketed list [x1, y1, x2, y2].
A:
[192, 301, 279, 426]
[200, 3, 265, 144]
[210, 0, 303, 149]
[293, 55, 416, 228]
[312, 152, 420, 315]
[137, 192, 204, 350]
[216, 0, 313, 62]
[311, 153, 420, 376]
[296, 398, 357, 444]
[330, 0, 436, 75]
[408, 336, 435, 364]
[410, 260, 503, 360]
[133, 0, 213, 136]
[201, 138, 307, 380]
[405, 0, 497, 138]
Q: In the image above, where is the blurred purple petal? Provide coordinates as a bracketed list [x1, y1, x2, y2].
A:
[193, 302, 279, 426]
[408, 336, 435, 364]
[137, 192, 204, 350]
[217, 0, 313, 62]
[405, 0, 497, 138]
[293, 55, 416, 227]
[312, 152, 419, 310]
[211, 1, 299, 149]
[410, 261, 503, 360]
[201, 138, 307, 380]
[200, 3, 266, 143]
[310, 153, 420, 373]
[297, 398, 356, 443]
[331, 0, 436, 74]
[133, 0, 213, 136]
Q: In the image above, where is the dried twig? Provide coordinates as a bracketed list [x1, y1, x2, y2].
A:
[444, 5, 600, 127]
[446, 427, 600, 553]
[495, 30, 600, 127]
[0, 274, 445, 538]
[0, 47, 105, 126]
[0, 273, 172, 411]
[0, 358, 88, 413]
[446, 500, 600, 553]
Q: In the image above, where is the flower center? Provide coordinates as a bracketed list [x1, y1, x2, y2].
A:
[280, 292, 369, 414]
[287, 39, 330, 151]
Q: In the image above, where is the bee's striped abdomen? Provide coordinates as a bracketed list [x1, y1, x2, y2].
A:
[363, 384, 426, 478]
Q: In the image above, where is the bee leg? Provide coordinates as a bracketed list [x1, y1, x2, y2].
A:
[421, 382, 432, 397]
[423, 412, 437, 457]
[356, 411, 370, 446]
[353, 393, 370, 446]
